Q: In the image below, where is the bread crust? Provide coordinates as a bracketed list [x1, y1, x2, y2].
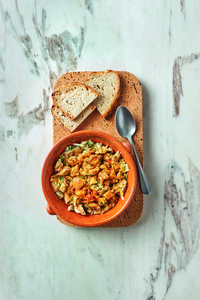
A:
[51, 105, 71, 133]
[84, 70, 120, 119]
[52, 83, 99, 120]
[51, 104, 95, 132]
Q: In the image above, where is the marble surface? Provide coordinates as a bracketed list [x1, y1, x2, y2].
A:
[1, 0, 200, 299]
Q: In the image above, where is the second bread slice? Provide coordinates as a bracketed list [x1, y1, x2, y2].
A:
[51, 104, 95, 132]
[52, 83, 99, 120]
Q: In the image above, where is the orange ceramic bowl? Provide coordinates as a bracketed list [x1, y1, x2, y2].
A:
[41, 131, 137, 227]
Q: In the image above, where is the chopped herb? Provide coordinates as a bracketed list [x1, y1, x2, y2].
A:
[80, 176, 83, 179]
[84, 176, 87, 179]
[59, 176, 64, 181]
[86, 161, 90, 164]
[86, 140, 93, 147]
[123, 166, 126, 171]
[84, 204, 89, 207]
[124, 174, 128, 179]
[65, 145, 76, 152]
[60, 156, 64, 163]
[65, 146, 72, 151]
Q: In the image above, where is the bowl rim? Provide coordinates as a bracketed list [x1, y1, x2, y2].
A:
[41, 130, 137, 227]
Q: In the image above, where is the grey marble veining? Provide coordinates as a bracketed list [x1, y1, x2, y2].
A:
[173, 53, 200, 116]
[1, 0, 200, 299]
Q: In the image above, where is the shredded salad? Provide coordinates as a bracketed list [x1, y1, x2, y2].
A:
[50, 140, 129, 215]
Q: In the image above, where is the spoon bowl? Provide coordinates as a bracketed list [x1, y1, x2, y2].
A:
[115, 106, 136, 138]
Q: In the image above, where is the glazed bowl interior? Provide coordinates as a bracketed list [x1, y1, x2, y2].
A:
[41, 131, 137, 227]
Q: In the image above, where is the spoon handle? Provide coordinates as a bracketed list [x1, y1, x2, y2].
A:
[128, 137, 152, 195]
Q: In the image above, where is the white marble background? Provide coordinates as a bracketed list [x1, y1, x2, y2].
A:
[1, 0, 200, 299]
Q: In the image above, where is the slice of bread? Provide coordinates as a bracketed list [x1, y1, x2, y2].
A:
[52, 83, 99, 120]
[51, 105, 95, 132]
[84, 70, 120, 119]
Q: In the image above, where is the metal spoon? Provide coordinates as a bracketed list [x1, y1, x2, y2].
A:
[115, 106, 152, 195]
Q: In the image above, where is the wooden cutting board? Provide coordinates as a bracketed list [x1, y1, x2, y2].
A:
[52, 71, 143, 227]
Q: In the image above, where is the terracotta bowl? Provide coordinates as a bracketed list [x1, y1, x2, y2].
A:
[41, 130, 137, 227]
